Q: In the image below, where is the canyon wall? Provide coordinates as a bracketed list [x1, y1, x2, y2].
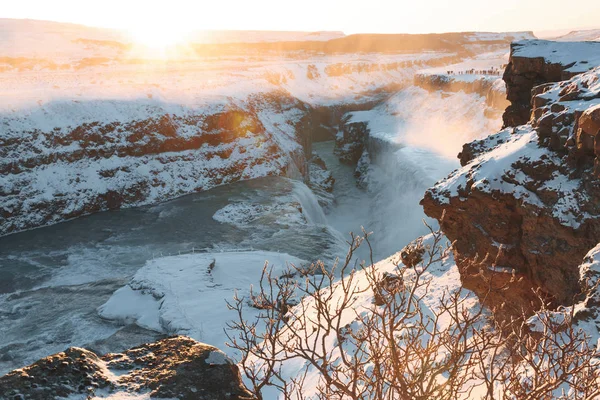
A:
[422, 42, 600, 319]
[0, 91, 313, 236]
[502, 40, 600, 127]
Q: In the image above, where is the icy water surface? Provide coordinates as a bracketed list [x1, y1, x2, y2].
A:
[0, 140, 459, 375]
[0, 176, 345, 374]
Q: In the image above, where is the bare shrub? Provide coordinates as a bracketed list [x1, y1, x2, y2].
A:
[226, 226, 600, 399]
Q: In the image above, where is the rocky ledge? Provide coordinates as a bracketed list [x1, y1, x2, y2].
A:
[414, 73, 510, 111]
[502, 40, 600, 127]
[422, 62, 600, 320]
[0, 336, 254, 400]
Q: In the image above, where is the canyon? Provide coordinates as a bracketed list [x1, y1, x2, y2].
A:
[3, 18, 600, 399]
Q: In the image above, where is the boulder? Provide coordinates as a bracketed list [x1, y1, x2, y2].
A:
[0, 336, 255, 400]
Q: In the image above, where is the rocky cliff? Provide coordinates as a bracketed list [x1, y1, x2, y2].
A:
[0, 91, 314, 237]
[414, 73, 509, 111]
[422, 47, 600, 320]
[0, 336, 254, 400]
[502, 40, 600, 127]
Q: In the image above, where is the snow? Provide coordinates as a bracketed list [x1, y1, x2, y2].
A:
[525, 243, 600, 379]
[576, 243, 600, 339]
[417, 50, 508, 83]
[555, 29, 600, 42]
[205, 350, 231, 365]
[98, 251, 307, 355]
[0, 18, 344, 64]
[511, 40, 600, 74]
[253, 234, 481, 399]
[98, 233, 480, 399]
[464, 32, 534, 43]
[1, 17, 533, 236]
[67, 390, 168, 400]
[0, 19, 473, 237]
[430, 127, 543, 200]
[212, 201, 307, 228]
[188, 30, 346, 44]
[428, 120, 595, 228]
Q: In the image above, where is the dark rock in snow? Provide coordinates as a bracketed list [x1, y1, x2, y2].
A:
[0, 336, 255, 400]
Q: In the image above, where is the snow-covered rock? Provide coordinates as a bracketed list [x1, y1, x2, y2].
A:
[555, 29, 600, 42]
[0, 93, 311, 236]
[0, 19, 537, 237]
[422, 65, 600, 321]
[98, 251, 306, 354]
[247, 233, 480, 399]
[503, 39, 600, 127]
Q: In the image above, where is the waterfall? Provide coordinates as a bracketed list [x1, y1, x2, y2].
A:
[290, 181, 328, 225]
[364, 143, 458, 256]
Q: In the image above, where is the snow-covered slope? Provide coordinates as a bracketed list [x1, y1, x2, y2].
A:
[503, 39, 600, 127]
[511, 40, 600, 75]
[0, 18, 344, 62]
[187, 30, 346, 43]
[555, 29, 600, 42]
[97, 233, 474, 397]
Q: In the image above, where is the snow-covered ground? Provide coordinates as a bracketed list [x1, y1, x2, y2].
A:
[417, 50, 508, 83]
[0, 18, 344, 64]
[555, 29, 600, 42]
[429, 65, 600, 229]
[243, 233, 481, 399]
[0, 19, 533, 385]
[96, 232, 477, 399]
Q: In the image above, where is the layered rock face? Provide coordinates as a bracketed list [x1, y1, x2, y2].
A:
[0, 91, 312, 236]
[0, 336, 254, 400]
[502, 40, 600, 127]
[422, 61, 600, 319]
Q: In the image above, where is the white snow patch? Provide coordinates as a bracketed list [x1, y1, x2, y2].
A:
[98, 251, 306, 356]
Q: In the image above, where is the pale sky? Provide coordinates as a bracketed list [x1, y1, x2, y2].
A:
[3, 0, 600, 35]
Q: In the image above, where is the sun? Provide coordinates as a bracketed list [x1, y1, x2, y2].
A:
[127, 22, 194, 53]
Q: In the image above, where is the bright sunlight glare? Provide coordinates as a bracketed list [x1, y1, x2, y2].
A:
[126, 21, 194, 51]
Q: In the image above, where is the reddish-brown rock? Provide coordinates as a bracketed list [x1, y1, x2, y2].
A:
[423, 65, 600, 321]
[502, 40, 600, 128]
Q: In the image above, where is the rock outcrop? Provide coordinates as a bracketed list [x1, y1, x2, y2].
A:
[308, 153, 335, 207]
[502, 40, 600, 127]
[334, 118, 370, 165]
[422, 64, 600, 320]
[0, 336, 254, 400]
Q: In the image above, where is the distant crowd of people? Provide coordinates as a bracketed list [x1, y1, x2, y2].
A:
[445, 66, 505, 76]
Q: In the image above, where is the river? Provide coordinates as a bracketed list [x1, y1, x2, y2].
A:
[0, 139, 458, 375]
